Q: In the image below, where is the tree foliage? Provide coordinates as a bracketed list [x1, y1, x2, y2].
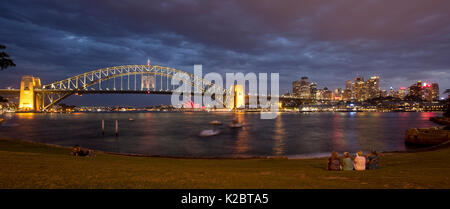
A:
[0, 96, 7, 103]
[444, 89, 450, 118]
[0, 45, 16, 70]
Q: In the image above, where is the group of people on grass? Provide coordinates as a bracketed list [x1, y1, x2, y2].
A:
[327, 150, 379, 171]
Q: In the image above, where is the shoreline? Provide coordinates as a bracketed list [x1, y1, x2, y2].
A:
[2, 137, 449, 160]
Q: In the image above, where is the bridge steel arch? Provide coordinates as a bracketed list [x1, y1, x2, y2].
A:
[38, 65, 229, 110]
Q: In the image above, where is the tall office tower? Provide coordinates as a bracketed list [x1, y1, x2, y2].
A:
[399, 87, 406, 99]
[292, 80, 301, 96]
[367, 76, 380, 98]
[394, 91, 400, 99]
[431, 83, 439, 101]
[343, 80, 353, 101]
[389, 87, 395, 97]
[353, 76, 366, 101]
[407, 81, 423, 99]
[315, 88, 330, 101]
[315, 89, 323, 100]
[334, 88, 343, 100]
[299, 76, 311, 99]
[421, 82, 433, 102]
[323, 87, 333, 100]
[310, 83, 317, 100]
[380, 90, 388, 97]
[345, 80, 353, 90]
[343, 89, 352, 101]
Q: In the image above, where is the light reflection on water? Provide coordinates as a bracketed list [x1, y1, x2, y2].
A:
[0, 112, 440, 157]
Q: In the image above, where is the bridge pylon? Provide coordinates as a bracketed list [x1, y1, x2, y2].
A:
[19, 75, 42, 111]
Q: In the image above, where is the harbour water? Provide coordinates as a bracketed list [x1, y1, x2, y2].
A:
[0, 112, 440, 158]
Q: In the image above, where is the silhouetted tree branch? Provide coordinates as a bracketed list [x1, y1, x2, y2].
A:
[0, 45, 16, 70]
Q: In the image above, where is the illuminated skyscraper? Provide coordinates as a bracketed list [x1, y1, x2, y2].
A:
[323, 87, 333, 100]
[299, 77, 311, 99]
[345, 80, 353, 91]
[431, 83, 439, 101]
[367, 76, 380, 98]
[334, 88, 343, 100]
[310, 83, 317, 100]
[399, 87, 406, 99]
[389, 87, 395, 97]
[343, 89, 352, 101]
[343, 80, 353, 101]
[292, 80, 301, 96]
[407, 81, 422, 99]
[353, 77, 366, 101]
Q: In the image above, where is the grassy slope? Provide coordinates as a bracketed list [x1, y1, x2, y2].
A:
[0, 139, 449, 189]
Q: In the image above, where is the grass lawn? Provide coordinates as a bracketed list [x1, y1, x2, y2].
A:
[0, 138, 449, 189]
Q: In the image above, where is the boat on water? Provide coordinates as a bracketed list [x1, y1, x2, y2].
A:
[199, 129, 221, 137]
[229, 123, 243, 128]
[209, 120, 222, 125]
[229, 119, 243, 128]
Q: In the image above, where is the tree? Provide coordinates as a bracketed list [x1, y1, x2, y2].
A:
[0, 45, 16, 70]
[444, 89, 450, 118]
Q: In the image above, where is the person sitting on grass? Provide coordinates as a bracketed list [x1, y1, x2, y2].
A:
[353, 151, 366, 171]
[342, 152, 354, 171]
[72, 145, 81, 156]
[327, 152, 342, 171]
[72, 145, 92, 157]
[366, 150, 379, 170]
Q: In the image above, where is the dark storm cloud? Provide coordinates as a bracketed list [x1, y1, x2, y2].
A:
[1, 0, 449, 105]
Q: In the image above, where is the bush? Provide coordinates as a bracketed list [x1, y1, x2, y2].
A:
[444, 97, 450, 118]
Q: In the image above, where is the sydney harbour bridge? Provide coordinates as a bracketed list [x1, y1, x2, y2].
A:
[0, 64, 301, 111]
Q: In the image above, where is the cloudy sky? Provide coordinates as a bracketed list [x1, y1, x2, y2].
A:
[1, 0, 449, 106]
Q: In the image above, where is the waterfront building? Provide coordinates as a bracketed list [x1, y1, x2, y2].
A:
[343, 89, 352, 101]
[345, 80, 353, 91]
[422, 83, 433, 102]
[367, 76, 380, 98]
[334, 88, 343, 100]
[315, 88, 331, 101]
[353, 76, 366, 101]
[399, 87, 406, 99]
[389, 87, 395, 97]
[380, 90, 388, 97]
[323, 87, 333, 100]
[407, 81, 422, 99]
[292, 80, 301, 96]
[431, 83, 439, 101]
[310, 82, 317, 100]
[299, 77, 311, 99]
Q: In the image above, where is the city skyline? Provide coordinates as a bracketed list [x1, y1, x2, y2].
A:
[1, 0, 450, 106]
[289, 74, 443, 101]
